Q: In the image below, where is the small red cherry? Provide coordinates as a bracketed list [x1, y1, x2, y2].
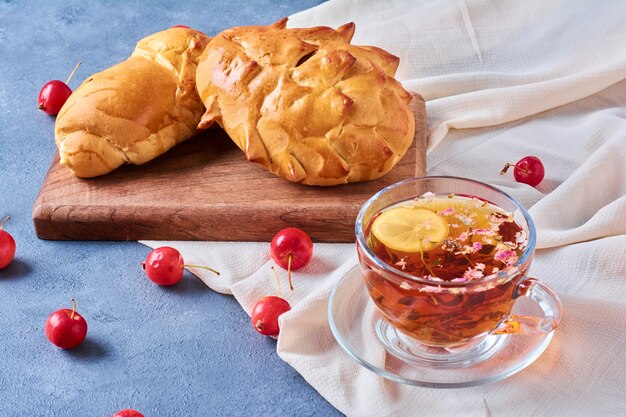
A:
[0, 216, 16, 269]
[251, 296, 291, 336]
[111, 409, 144, 417]
[38, 81, 72, 115]
[143, 246, 184, 286]
[171, 25, 190, 28]
[45, 299, 88, 349]
[270, 227, 313, 290]
[38, 62, 81, 116]
[501, 156, 545, 187]
[142, 246, 219, 286]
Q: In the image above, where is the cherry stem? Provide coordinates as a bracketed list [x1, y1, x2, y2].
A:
[65, 61, 82, 85]
[287, 254, 294, 291]
[500, 164, 515, 175]
[0, 216, 9, 230]
[500, 163, 514, 175]
[271, 266, 282, 298]
[70, 298, 77, 319]
[183, 264, 220, 276]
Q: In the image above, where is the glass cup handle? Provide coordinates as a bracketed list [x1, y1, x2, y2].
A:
[492, 277, 563, 336]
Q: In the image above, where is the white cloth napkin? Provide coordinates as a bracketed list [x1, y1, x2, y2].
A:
[143, 1, 626, 415]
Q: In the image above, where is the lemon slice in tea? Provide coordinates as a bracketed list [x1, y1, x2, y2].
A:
[371, 207, 449, 253]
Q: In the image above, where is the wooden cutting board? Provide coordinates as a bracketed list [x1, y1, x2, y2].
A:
[32, 96, 427, 242]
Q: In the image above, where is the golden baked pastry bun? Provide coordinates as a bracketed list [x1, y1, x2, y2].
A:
[55, 27, 209, 178]
[196, 18, 416, 186]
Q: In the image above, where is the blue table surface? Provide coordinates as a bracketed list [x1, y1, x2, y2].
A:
[0, 1, 345, 416]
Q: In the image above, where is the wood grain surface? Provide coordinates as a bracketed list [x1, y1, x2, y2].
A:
[32, 95, 427, 242]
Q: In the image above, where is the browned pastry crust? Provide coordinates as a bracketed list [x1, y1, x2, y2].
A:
[55, 27, 209, 178]
[196, 18, 415, 186]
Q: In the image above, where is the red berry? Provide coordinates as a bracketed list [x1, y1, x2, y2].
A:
[143, 246, 184, 286]
[251, 296, 291, 336]
[111, 410, 144, 417]
[38, 62, 81, 116]
[270, 227, 313, 290]
[513, 156, 545, 186]
[500, 156, 545, 187]
[38, 80, 72, 115]
[0, 216, 16, 269]
[171, 25, 190, 28]
[45, 299, 88, 349]
[142, 246, 219, 286]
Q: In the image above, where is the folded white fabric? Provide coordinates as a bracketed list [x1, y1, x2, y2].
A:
[143, 1, 626, 415]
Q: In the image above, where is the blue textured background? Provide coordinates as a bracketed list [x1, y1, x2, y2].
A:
[0, 1, 344, 416]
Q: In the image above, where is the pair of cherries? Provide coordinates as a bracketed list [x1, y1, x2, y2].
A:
[252, 227, 313, 337]
[0, 216, 88, 351]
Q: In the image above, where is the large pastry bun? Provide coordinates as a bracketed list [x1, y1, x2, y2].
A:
[55, 27, 209, 178]
[196, 18, 416, 186]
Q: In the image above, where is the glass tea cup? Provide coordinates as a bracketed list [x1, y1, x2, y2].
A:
[355, 176, 562, 366]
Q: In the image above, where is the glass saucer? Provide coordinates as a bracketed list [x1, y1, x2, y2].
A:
[328, 265, 556, 388]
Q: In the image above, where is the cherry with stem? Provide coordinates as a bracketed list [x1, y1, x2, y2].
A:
[500, 156, 545, 187]
[38, 61, 82, 116]
[271, 266, 282, 298]
[45, 298, 88, 349]
[251, 267, 291, 336]
[142, 246, 219, 286]
[270, 227, 313, 291]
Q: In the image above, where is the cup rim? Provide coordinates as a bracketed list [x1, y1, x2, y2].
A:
[355, 176, 537, 287]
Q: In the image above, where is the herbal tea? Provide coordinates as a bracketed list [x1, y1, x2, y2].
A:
[361, 193, 530, 346]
